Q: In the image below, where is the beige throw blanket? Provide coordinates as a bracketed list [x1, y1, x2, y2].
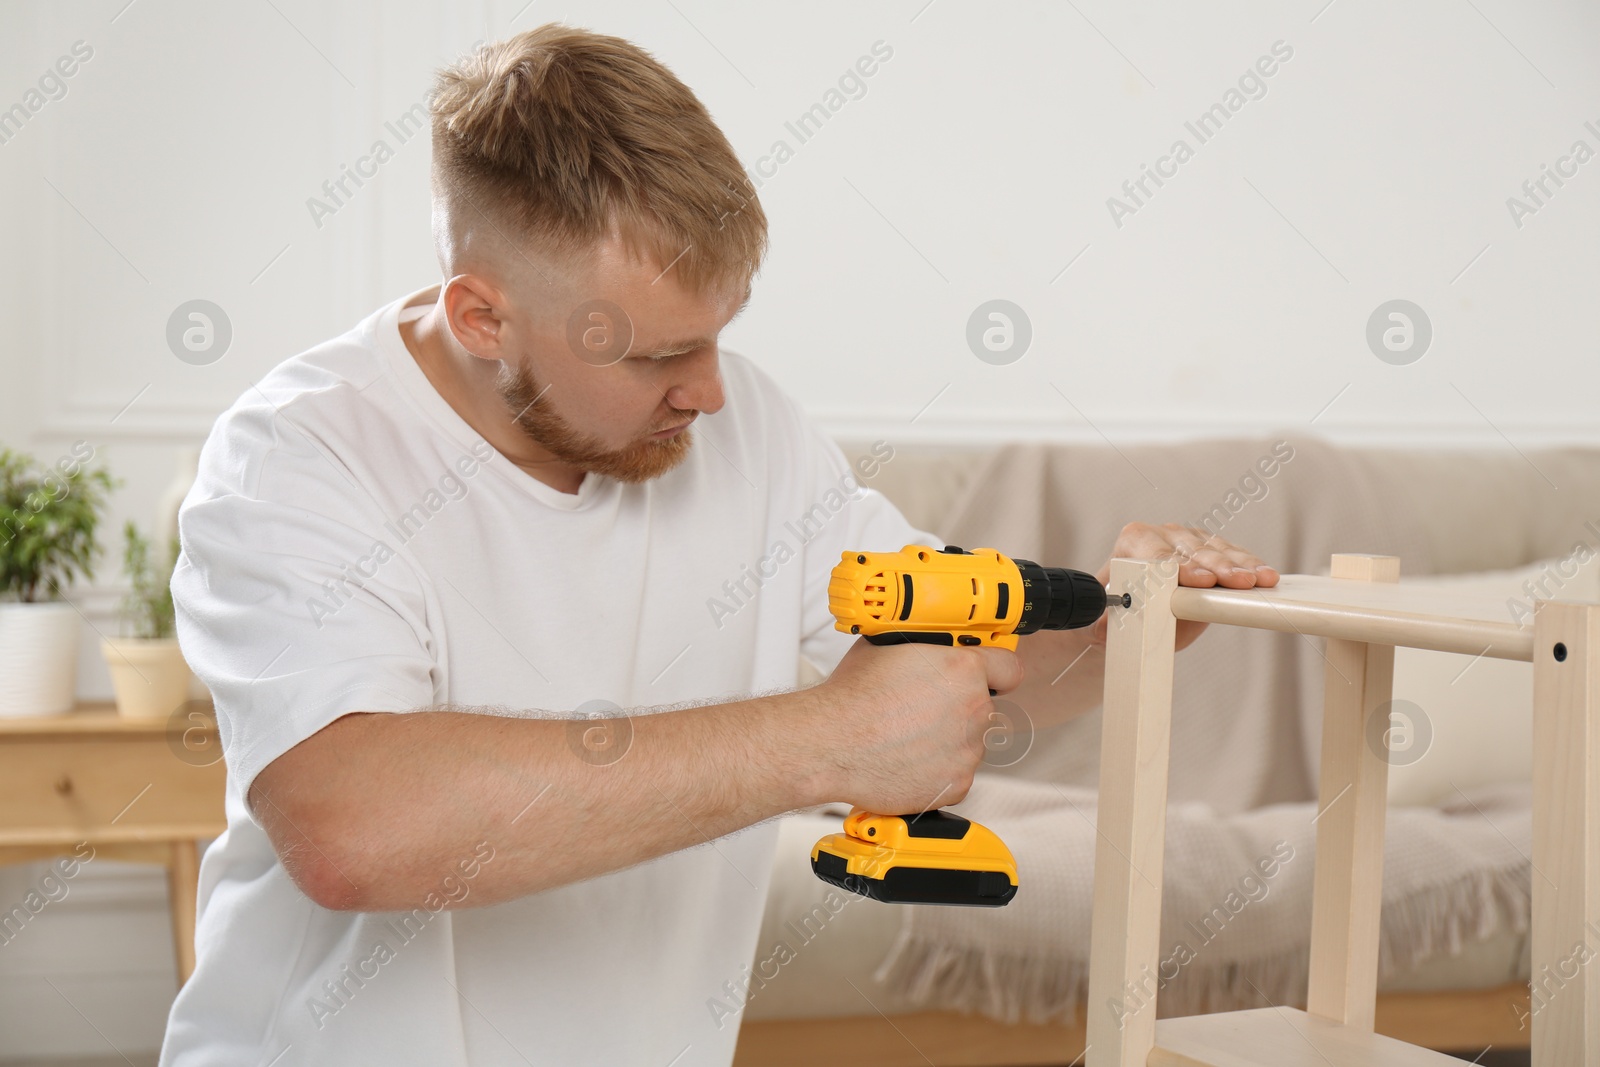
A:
[872, 778, 1531, 1023]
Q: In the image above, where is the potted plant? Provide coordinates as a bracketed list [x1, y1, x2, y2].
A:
[0, 445, 116, 717]
[101, 521, 191, 720]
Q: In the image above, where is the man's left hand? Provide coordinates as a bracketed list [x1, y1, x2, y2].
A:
[1087, 521, 1280, 651]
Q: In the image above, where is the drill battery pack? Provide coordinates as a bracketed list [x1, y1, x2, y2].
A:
[810, 808, 1018, 907]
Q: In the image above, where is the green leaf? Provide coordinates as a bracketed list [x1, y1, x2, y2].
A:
[0, 447, 118, 603]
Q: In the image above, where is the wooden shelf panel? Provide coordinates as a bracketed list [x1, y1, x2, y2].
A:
[1166, 574, 1536, 661]
[1149, 1008, 1469, 1066]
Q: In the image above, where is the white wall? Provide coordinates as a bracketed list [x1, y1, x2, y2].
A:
[1, 0, 1597, 1058]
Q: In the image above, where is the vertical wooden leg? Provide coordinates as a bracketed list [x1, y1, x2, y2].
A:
[1087, 558, 1178, 1067]
[1531, 600, 1600, 1066]
[168, 838, 200, 987]
[1306, 554, 1399, 1031]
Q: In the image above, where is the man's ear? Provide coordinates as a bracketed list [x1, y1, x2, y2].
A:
[442, 274, 509, 361]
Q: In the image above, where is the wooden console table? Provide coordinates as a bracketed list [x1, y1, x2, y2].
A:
[0, 701, 227, 985]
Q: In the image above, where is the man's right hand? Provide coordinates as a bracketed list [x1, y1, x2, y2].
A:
[812, 638, 1023, 815]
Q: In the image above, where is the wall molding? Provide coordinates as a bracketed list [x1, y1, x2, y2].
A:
[36, 414, 220, 443]
[33, 411, 1600, 450]
[811, 412, 1600, 448]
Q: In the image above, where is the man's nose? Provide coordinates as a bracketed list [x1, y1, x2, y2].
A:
[665, 347, 724, 415]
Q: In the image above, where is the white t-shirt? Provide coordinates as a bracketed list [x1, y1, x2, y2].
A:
[159, 285, 937, 1066]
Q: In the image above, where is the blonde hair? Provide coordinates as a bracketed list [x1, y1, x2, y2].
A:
[430, 24, 765, 293]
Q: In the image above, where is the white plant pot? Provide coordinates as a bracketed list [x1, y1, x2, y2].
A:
[101, 637, 193, 720]
[0, 602, 81, 717]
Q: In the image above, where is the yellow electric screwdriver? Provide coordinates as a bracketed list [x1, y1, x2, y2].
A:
[810, 544, 1124, 907]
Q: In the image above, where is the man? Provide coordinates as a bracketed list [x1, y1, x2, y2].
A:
[161, 24, 1277, 1066]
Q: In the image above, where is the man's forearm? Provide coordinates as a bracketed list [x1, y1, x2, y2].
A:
[251, 688, 836, 911]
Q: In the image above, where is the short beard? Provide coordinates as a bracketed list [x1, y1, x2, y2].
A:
[495, 361, 696, 485]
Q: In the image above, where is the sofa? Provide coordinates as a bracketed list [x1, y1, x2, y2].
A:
[730, 432, 1600, 1066]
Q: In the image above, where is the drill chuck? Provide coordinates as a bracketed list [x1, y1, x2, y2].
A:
[1013, 560, 1110, 633]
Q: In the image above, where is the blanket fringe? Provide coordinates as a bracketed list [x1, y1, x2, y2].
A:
[871, 855, 1531, 1026]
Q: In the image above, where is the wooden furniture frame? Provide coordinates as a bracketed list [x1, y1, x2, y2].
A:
[0, 702, 226, 985]
[734, 554, 1550, 1067]
[1088, 554, 1590, 1066]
